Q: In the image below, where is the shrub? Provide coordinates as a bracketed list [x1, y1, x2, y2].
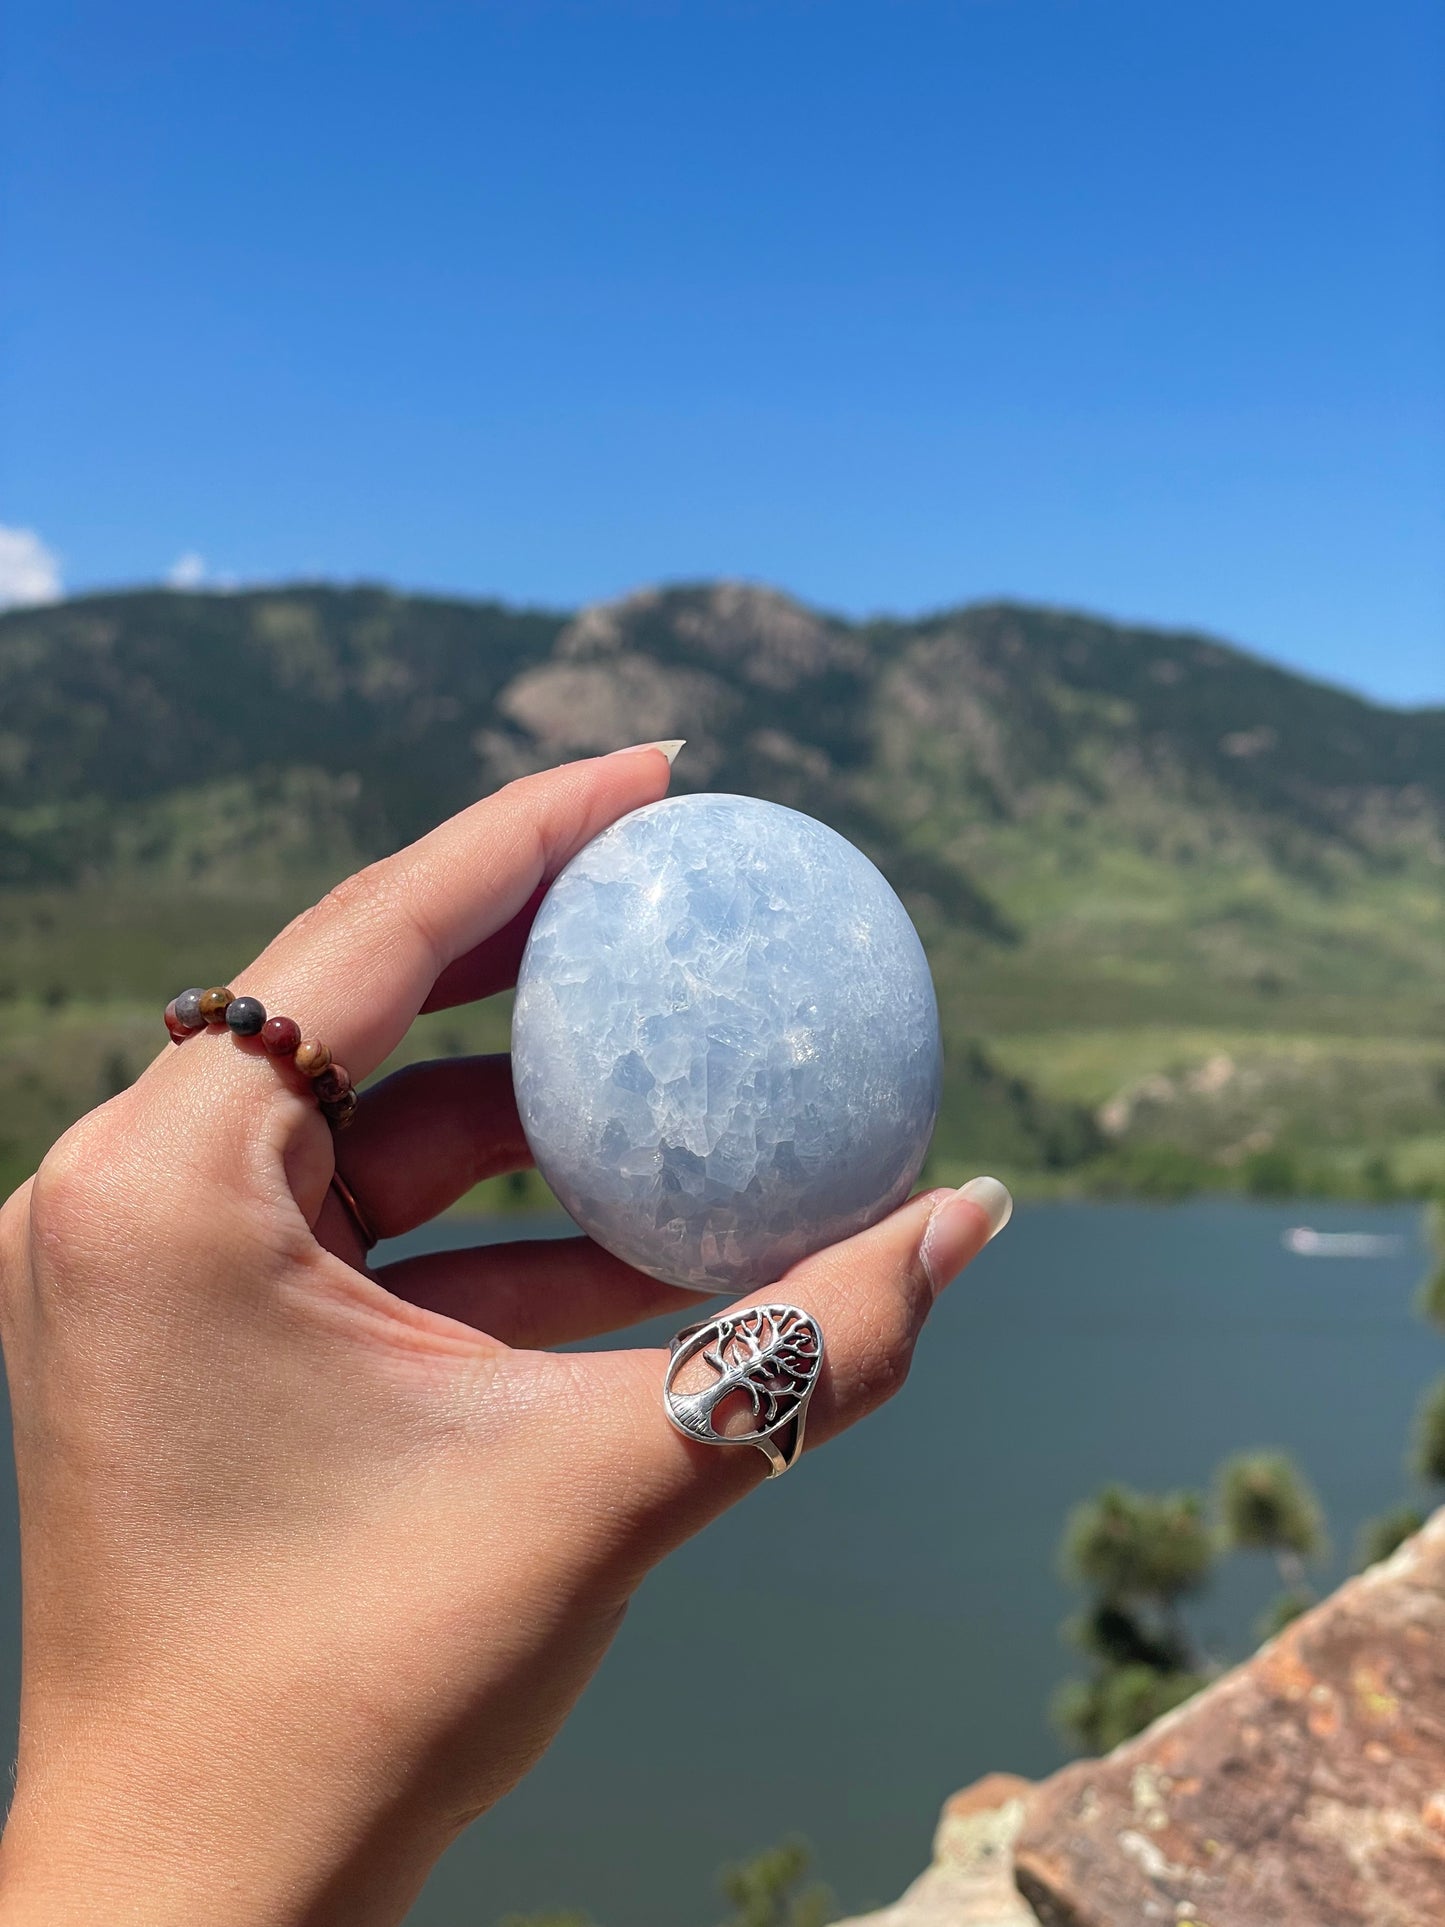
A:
[1356, 1505, 1425, 1569]
[1215, 1452, 1326, 1561]
[1062, 1485, 1212, 1602]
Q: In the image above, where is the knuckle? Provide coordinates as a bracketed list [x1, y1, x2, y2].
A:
[499, 768, 547, 808]
[835, 1259, 932, 1416]
[31, 1111, 108, 1224]
[29, 1097, 145, 1251]
[495, 772, 561, 861]
[313, 859, 444, 971]
[315, 860, 397, 927]
[275, 859, 397, 953]
[843, 1310, 920, 1418]
[850, 1321, 917, 1411]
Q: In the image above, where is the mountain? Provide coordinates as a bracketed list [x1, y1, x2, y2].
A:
[1, 581, 1441, 1202]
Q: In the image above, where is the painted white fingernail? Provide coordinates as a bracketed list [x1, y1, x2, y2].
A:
[958, 1175, 1014, 1241]
[611, 738, 686, 765]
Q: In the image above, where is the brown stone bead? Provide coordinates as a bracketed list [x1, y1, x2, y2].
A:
[322, 1089, 359, 1130]
[294, 1039, 332, 1078]
[261, 1015, 303, 1056]
[312, 1064, 353, 1104]
[198, 986, 234, 1022]
[163, 1000, 190, 1045]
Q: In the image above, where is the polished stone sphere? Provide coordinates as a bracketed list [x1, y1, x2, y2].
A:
[511, 793, 942, 1293]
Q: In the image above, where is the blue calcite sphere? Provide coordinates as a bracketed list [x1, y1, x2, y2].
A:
[511, 794, 942, 1293]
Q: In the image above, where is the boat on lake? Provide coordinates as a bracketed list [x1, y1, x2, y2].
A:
[1283, 1226, 1405, 1258]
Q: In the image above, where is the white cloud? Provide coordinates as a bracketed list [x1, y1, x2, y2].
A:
[167, 550, 207, 589]
[0, 526, 63, 610]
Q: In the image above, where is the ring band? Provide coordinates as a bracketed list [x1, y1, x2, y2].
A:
[328, 1171, 379, 1251]
[663, 1303, 823, 1480]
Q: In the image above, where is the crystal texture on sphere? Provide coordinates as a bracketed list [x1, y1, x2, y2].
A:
[511, 793, 942, 1293]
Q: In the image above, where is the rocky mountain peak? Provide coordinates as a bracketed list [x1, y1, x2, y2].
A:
[557, 580, 866, 691]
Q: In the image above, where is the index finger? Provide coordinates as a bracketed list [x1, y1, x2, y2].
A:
[528, 1177, 1012, 1580]
[231, 744, 678, 1081]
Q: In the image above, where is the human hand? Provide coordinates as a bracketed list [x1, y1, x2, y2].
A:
[0, 748, 1010, 1926]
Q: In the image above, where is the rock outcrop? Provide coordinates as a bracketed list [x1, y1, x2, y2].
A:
[1015, 1511, 1445, 1926]
[833, 1776, 1040, 1927]
[846, 1509, 1445, 1927]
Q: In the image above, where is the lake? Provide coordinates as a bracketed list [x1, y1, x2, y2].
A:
[0, 1200, 1433, 1923]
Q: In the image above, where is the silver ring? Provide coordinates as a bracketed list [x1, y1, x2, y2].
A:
[663, 1303, 824, 1479]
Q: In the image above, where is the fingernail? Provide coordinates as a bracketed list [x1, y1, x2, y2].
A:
[958, 1175, 1013, 1241]
[919, 1176, 1014, 1292]
[611, 739, 685, 766]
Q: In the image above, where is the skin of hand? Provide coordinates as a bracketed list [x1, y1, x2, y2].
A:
[0, 748, 1006, 1927]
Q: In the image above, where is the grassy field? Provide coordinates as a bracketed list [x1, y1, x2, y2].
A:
[991, 1028, 1445, 1194]
[3, 878, 1439, 1208]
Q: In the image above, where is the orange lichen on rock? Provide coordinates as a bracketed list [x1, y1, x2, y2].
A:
[1014, 1510, 1445, 1927]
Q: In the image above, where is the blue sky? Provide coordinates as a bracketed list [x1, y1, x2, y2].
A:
[3, 0, 1441, 702]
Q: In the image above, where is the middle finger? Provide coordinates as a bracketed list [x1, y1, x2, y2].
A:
[334, 1054, 529, 1241]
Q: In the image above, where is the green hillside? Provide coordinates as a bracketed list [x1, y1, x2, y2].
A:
[1, 581, 1441, 1203]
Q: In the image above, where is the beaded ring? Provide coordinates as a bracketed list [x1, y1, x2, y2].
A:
[164, 986, 358, 1129]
